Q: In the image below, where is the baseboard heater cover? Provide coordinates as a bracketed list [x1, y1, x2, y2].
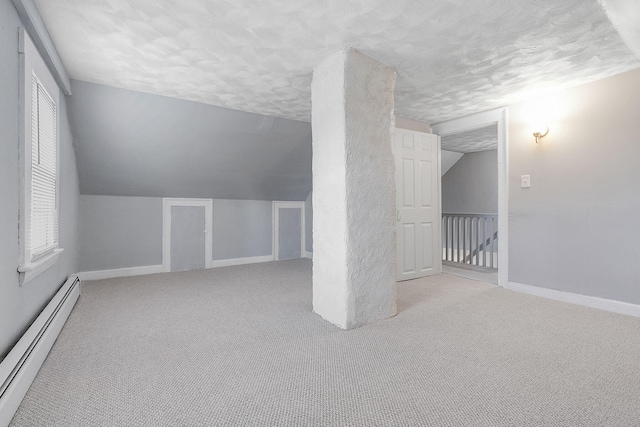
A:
[0, 275, 80, 427]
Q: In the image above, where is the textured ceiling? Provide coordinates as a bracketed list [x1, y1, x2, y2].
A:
[34, 0, 640, 124]
[441, 125, 497, 153]
[599, 0, 640, 60]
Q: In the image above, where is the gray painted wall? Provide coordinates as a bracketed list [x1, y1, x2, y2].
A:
[442, 149, 498, 214]
[212, 199, 272, 260]
[69, 80, 312, 201]
[508, 68, 640, 304]
[79, 196, 162, 271]
[441, 150, 464, 176]
[0, 1, 79, 358]
[78, 196, 273, 272]
[305, 191, 313, 253]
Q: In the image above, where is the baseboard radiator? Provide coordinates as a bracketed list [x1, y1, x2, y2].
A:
[0, 275, 81, 426]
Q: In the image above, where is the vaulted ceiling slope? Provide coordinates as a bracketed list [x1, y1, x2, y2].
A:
[35, 0, 639, 124]
[69, 80, 312, 201]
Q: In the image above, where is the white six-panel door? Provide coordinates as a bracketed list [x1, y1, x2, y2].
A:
[395, 129, 441, 281]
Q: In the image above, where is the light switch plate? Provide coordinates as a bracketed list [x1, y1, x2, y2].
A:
[521, 175, 531, 188]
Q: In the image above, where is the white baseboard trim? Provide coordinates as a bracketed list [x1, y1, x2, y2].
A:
[0, 275, 80, 427]
[303, 251, 313, 259]
[78, 265, 165, 281]
[210, 255, 274, 268]
[79, 255, 291, 279]
[508, 281, 640, 318]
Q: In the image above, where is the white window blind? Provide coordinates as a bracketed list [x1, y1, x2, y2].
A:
[18, 28, 63, 284]
[29, 72, 58, 261]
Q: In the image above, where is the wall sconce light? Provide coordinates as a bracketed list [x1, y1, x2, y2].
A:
[533, 125, 549, 143]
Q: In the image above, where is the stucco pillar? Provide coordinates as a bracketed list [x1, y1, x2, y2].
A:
[311, 48, 397, 329]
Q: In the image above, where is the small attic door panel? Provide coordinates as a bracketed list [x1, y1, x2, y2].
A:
[170, 206, 206, 272]
[163, 198, 213, 272]
[273, 201, 305, 261]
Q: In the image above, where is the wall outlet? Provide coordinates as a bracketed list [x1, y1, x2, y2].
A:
[520, 175, 531, 188]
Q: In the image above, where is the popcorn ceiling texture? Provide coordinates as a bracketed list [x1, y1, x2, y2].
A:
[441, 124, 497, 153]
[34, 0, 639, 123]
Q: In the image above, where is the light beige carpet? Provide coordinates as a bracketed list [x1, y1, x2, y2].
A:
[10, 259, 640, 426]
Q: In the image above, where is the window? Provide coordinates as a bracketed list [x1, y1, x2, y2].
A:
[18, 29, 63, 285]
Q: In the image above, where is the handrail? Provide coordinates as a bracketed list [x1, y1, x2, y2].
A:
[465, 231, 498, 263]
[442, 213, 498, 268]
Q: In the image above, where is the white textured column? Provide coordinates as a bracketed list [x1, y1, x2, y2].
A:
[311, 48, 397, 329]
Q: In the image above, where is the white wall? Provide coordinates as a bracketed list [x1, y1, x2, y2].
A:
[508, 68, 640, 304]
[0, 1, 79, 358]
[395, 116, 431, 133]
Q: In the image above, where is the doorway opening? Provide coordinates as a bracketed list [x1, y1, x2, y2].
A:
[439, 124, 498, 284]
[431, 107, 508, 288]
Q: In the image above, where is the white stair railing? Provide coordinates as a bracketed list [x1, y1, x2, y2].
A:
[442, 213, 498, 268]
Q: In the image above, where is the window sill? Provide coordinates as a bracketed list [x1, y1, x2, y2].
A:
[18, 248, 64, 286]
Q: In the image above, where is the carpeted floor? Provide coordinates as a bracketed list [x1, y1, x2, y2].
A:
[10, 259, 640, 426]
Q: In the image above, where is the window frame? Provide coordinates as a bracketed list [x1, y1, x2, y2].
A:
[17, 28, 63, 285]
